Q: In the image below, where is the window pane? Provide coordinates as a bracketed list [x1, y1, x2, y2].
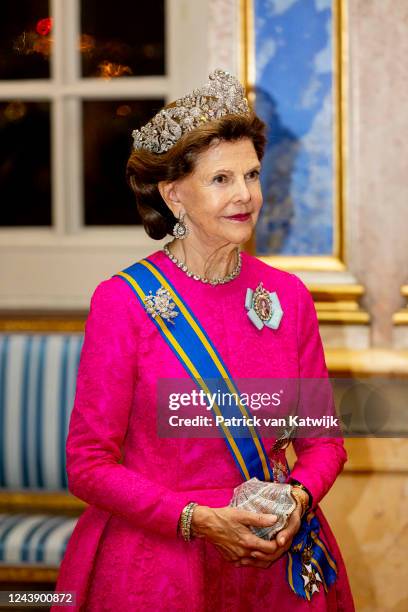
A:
[83, 99, 164, 225]
[0, 1, 51, 80]
[80, 0, 165, 78]
[0, 101, 51, 226]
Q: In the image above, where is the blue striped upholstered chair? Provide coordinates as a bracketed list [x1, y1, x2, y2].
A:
[0, 332, 87, 582]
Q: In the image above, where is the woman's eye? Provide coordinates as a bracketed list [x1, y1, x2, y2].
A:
[212, 171, 259, 184]
[213, 174, 228, 184]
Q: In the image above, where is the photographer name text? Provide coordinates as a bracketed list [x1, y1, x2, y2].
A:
[167, 415, 339, 428]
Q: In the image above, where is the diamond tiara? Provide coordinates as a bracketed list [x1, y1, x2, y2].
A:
[131, 69, 251, 154]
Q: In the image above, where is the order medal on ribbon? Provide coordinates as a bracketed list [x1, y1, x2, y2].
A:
[245, 282, 283, 330]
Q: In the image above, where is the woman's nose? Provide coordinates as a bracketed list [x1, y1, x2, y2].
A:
[233, 176, 251, 203]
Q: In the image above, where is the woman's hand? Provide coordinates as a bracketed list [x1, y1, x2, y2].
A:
[191, 501, 304, 569]
[239, 500, 304, 568]
[190, 505, 280, 569]
[241, 486, 309, 568]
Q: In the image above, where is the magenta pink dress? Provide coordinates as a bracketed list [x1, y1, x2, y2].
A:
[52, 250, 355, 611]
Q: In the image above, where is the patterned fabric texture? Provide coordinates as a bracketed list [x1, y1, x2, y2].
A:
[0, 334, 83, 490]
[0, 513, 77, 566]
[0, 334, 83, 568]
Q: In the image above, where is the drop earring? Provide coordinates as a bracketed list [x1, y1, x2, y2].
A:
[172, 211, 189, 240]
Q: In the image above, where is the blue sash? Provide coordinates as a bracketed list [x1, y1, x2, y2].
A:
[113, 257, 338, 600]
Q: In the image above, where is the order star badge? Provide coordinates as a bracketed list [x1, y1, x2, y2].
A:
[301, 563, 323, 596]
[245, 282, 283, 330]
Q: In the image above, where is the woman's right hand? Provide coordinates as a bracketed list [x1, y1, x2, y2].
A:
[190, 505, 280, 568]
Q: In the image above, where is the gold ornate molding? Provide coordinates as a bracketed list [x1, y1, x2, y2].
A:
[259, 255, 346, 272]
[0, 491, 85, 514]
[393, 285, 408, 325]
[0, 566, 59, 582]
[325, 347, 408, 375]
[0, 315, 86, 332]
[311, 284, 370, 324]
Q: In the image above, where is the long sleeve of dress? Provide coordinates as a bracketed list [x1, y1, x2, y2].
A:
[287, 275, 347, 508]
[65, 278, 230, 539]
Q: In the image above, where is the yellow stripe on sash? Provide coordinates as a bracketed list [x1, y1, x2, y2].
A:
[116, 270, 251, 480]
[287, 551, 295, 592]
[139, 259, 271, 481]
[310, 532, 338, 573]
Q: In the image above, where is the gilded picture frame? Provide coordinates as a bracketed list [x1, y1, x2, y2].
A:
[241, 0, 347, 271]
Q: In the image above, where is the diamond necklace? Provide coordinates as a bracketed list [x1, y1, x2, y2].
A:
[163, 241, 242, 285]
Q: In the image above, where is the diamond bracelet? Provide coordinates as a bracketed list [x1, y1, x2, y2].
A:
[178, 502, 198, 542]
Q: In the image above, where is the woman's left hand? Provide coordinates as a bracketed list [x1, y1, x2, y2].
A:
[232, 500, 303, 569]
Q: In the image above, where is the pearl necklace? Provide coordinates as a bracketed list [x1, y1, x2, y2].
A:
[163, 241, 242, 285]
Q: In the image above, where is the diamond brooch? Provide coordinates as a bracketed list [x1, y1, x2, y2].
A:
[143, 286, 179, 325]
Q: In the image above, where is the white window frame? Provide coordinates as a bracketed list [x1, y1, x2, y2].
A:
[0, 0, 210, 309]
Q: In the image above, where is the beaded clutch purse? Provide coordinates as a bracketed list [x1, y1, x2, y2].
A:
[229, 477, 296, 540]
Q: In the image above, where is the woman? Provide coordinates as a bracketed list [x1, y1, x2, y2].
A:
[53, 70, 355, 611]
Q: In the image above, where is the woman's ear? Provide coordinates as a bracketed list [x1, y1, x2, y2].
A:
[158, 181, 182, 217]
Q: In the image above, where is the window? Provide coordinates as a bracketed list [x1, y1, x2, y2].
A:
[0, 0, 210, 309]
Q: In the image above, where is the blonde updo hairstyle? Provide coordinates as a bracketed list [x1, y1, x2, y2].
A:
[126, 111, 266, 240]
